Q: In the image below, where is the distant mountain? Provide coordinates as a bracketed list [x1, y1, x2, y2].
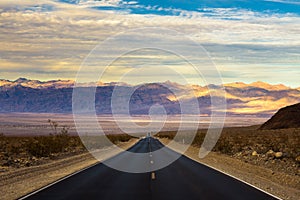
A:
[0, 78, 299, 116]
[260, 103, 300, 129]
[224, 81, 290, 91]
[0, 82, 181, 115]
[0, 78, 130, 89]
[0, 78, 75, 89]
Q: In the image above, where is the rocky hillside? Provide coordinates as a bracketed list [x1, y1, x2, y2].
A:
[260, 103, 300, 129]
[0, 78, 300, 116]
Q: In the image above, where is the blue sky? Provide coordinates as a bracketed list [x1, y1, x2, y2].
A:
[57, 0, 300, 15]
[0, 0, 299, 87]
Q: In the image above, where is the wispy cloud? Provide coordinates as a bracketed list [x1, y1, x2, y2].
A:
[264, 0, 300, 5]
[0, 0, 299, 86]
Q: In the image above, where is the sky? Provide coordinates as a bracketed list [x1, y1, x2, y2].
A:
[0, 0, 299, 87]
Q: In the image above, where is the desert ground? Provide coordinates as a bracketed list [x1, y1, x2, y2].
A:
[0, 113, 299, 199]
[0, 113, 267, 136]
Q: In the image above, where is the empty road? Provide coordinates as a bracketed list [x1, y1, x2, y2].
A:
[21, 138, 278, 200]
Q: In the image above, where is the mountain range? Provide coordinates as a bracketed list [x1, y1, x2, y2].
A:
[0, 78, 299, 117]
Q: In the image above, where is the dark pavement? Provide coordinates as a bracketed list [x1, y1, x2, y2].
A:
[22, 138, 278, 200]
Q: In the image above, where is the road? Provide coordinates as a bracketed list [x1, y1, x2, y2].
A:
[22, 138, 278, 200]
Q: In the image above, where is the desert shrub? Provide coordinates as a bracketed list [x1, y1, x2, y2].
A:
[25, 134, 67, 157]
[8, 144, 22, 154]
[79, 134, 135, 150]
[155, 127, 300, 160]
[24, 120, 72, 157]
[155, 131, 176, 140]
[106, 134, 135, 144]
[214, 139, 234, 155]
[25, 137, 51, 157]
[191, 131, 206, 146]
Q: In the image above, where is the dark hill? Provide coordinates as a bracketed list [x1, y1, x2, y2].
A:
[260, 103, 300, 129]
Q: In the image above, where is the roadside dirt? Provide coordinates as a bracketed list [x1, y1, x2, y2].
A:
[0, 139, 138, 200]
[159, 138, 300, 200]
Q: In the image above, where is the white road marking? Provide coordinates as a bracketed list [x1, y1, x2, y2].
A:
[161, 140, 283, 200]
[151, 172, 156, 180]
[187, 156, 282, 199]
[19, 140, 142, 199]
[18, 161, 101, 200]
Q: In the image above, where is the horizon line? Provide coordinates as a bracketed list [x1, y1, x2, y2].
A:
[0, 77, 299, 89]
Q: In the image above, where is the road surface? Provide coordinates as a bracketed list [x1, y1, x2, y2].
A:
[21, 138, 278, 200]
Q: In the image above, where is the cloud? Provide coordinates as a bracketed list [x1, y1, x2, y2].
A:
[0, 0, 299, 86]
[264, 0, 300, 5]
[77, 0, 122, 8]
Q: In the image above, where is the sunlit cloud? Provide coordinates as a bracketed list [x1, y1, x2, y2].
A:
[0, 0, 299, 86]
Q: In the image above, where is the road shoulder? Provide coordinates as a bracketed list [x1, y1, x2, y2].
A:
[159, 138, 300, 200]
[0, 139, 138, 200]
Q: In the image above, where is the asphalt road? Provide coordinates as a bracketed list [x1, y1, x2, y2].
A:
[22, 138, 278, 200]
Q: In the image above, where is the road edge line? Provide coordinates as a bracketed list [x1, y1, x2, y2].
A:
[18, 139, 140, 200]
[18, 161, 101, 200]
[160, 140, 283, 200]
[185, 154, 282, 200]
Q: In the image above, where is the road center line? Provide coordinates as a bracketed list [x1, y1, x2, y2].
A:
[151, 172, 156, 180]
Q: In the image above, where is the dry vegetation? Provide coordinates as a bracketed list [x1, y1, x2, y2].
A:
[0, 120, 134, 171]
[156, 126, 300, 176]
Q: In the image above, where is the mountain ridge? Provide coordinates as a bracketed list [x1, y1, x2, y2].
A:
[260, 103, 300, 129]
[0, 78, 299, 116]
[0, 78, 298, 90]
